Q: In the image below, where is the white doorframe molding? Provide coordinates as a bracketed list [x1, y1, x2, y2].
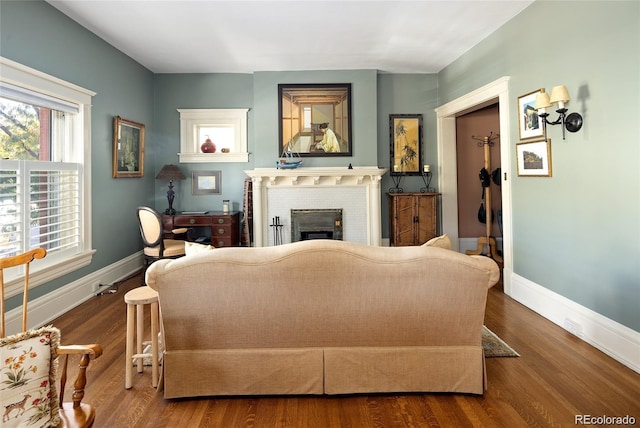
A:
[435, 76, 514, 293]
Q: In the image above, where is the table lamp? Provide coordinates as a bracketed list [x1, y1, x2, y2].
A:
[156, 164, 186, 215]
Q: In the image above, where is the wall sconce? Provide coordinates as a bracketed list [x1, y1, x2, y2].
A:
[534, 85, 583, 140]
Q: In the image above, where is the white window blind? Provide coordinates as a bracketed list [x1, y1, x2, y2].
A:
[0, 160, 82, 264]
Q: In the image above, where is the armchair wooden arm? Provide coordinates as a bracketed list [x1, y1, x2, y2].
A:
[56, 343, 103, 428]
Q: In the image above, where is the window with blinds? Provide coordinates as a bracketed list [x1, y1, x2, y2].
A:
[0, 161, 82, 261]
[0, 57, 94, 294]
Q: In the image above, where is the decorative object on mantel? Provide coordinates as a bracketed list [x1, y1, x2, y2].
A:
[276, 146, 302, 169]
[155, 164, 185, 215]
[200, 135, 216, 153]
[420, 166, 435, 193]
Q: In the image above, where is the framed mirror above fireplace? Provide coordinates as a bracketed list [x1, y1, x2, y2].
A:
[278, 83, 352, 157]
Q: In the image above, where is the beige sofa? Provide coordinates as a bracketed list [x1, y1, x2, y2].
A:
[146, 238, 500, 399]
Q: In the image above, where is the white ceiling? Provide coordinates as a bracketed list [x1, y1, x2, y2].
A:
[46, 0, 534, 74]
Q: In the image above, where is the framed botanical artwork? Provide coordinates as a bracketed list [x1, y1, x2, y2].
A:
[192, 170, 221, 195]
[516, 139, 552, 177]
[112, 116, 145, 178]
[517, 89, 545, 141]
[389, 114, 423, 176]
[278, 83, 352, 157]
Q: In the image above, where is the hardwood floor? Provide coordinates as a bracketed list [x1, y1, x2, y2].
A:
[52, 273, 639, 427]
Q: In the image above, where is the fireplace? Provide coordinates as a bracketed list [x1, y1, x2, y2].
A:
[291, 209, 343, 242]
[244, 167, 388, 247]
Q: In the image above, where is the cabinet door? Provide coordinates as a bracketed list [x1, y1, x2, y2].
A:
[394, 195, 417, 246]
[416, 195, 437, 244]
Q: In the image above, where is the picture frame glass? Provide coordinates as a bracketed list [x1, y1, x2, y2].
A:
[112, 116, 144, 178]
[192, 170, 221, 194]
[517, 89, 545, 141]
[389, 114, 423, 176]
[278, 83, 352, 157]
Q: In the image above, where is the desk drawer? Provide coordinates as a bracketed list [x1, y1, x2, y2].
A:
[173, 215, 211, 226]
[212, 237, 234, 248]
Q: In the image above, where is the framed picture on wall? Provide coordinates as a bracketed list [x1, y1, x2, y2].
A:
[516, 139, 552, 177]
[389, 114, 423, 176]
[277, 83, 352, 157]
[112, 116, 145, 178]
[517, 89, 545, 141]
[192, 170, 221, 194]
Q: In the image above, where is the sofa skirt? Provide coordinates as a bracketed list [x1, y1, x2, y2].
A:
[163, 348, 325, 399]
[324, 346, 485, 395]
[162, 346, 485, 398]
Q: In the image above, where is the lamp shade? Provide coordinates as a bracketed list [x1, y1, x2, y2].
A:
[534, 90, 552, 109]
[156, 164, 185, 181]
[549, 85, 570, 104]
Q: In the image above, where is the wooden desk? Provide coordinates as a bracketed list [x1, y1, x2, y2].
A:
[162, 211, 241, 248]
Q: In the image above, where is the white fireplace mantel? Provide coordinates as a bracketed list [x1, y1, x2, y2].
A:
[245, 167, 388, 247]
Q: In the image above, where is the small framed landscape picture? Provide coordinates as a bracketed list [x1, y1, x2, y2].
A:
[192, 170, 221, 194]
[516, 139, 552, 177]
[517, 89, 545, 141]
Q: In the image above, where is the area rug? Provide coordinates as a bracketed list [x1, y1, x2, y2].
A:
[482, 326, 519, 357]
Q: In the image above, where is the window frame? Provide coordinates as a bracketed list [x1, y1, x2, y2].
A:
[0, 57, 96, 299]
[177, 108, 250, 163]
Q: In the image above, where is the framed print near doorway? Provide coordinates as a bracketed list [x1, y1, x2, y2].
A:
[516, 139, 552, 177]
[517, 89, 545, 141]
[389, 114, 423, 175]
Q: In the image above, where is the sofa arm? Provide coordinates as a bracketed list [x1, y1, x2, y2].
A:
[469, 255, 500, 288]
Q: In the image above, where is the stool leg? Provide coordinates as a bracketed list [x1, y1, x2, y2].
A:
[136, 303, 144, 373]
[151, 301, 159, 388]
[125, 303, 135, 389]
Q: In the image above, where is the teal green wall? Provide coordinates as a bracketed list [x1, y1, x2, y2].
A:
[376, 74, 439, 237]
[439, 1, 639, 330]
[153, 73, 254, 212]
[2, 1, 638, 332]
[0, 0, 155, 303]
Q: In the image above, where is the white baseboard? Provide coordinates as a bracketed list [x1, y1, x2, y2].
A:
[4, 251, 143, 336]
[508, 271, 640, 374]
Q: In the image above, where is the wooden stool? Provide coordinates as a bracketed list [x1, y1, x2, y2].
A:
[124, 286, 159, 389]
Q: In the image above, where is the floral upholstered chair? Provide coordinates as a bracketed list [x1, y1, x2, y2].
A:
[1, 249, 102, 428]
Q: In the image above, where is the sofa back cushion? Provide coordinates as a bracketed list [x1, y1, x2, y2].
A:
[147, 240, 498, 352]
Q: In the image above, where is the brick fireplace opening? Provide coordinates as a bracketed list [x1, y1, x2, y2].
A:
[291, 209, 343, 242]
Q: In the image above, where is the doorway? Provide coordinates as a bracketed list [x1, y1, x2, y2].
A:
[435, 77, 513, 294]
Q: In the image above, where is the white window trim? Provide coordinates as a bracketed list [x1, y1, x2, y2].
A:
[177, 108, 250, 163]
[0, 56, 96, 298]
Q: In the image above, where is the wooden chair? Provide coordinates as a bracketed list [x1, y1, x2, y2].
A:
[1, 248, 103, 428]
[136, 206, 188, 281]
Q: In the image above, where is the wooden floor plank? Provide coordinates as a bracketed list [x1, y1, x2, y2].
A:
[49, 272, 640, 427]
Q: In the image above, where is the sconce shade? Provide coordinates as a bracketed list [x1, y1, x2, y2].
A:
[155, 164, 185, 181]
[535, 90, 552, 109]
[550, 85, 570, 104]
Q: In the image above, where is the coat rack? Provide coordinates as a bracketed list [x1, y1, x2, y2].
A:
[466, 132, 503, 263]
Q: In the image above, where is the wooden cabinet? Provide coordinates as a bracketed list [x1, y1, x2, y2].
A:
[388, 193, 439, 246]
[162, 211, 241, 248]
